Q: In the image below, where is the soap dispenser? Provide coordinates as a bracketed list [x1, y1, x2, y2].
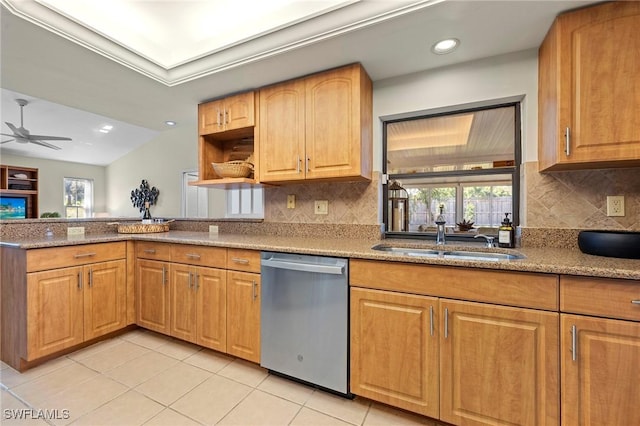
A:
[498, 213, 515, 248]
[435, 204, 446, 245]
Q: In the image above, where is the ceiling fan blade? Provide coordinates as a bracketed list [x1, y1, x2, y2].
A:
[1, 139, 16, 144]
[29, 139, 62, 150]
[1, 133, 17, 137]
[27, 135, 72, 141]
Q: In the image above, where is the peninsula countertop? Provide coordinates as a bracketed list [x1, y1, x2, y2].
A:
[2, 231, 639, 280]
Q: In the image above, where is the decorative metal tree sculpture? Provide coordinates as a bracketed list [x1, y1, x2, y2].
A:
[130, 179, 159, 213]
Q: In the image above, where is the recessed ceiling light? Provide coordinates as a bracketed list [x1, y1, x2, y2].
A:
[99, 129, 109, 133]
[99, 124, 113, 133]
[432, 38, 460, 55]
[165, 120, 176, 126]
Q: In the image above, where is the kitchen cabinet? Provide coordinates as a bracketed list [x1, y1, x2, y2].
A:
[350, 260, 560, 425]
[259, 63, 372, 183]
[136, 258, 170, 334]
[198, 92, 255, 135]
[560, 276, 640, 425]
[226, 270, 261, 363]
[0, 164, 38, 218]
[440, 299, 558, 426]
[538, 1, 640, 171]
[350, 287, 439, 418]
[0, 242, 128, 370]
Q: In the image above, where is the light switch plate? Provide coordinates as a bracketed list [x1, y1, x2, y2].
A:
[209, 225, 219, 235]
[67, 226, 85, 236]
[314, 200, 328, 215]
[287, 195, 295, 209]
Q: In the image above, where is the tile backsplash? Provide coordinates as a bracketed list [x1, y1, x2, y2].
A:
[264, 172, 380, 225]
[525, 162, 640, 230]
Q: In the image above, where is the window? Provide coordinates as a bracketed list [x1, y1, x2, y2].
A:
[226, 187, 264, 219]
[383, 101, 521, 239]
[64, 177, 93, 218]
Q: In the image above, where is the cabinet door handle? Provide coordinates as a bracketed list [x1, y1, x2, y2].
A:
[306, 157, 310, 172]
[231, 257, 249, 264]
[296, 155, 301, 173]
[195, 273, 200, 291]
[78, 271, 82, 289]
[186, 253, 201, 260]
[444, 307, 449, 339]
[631, 300, 640, 305]
[162, 266, 167, 285]
[188, 272, 193, 289]
[565, 127, 571, 156]
[571, 324, 577, 362]
[252, 280, 258, 301]
[216, 109, 221, 127]
[74, 252, 96, 259]
[429, 306, 434, 337]
[225, 109, 229, 124]
[88, 268, 93, 288]
[144, 249, 156, 254]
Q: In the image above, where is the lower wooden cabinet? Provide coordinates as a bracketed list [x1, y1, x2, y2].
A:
[136, 259, 170, 334]
[227, 270, 261, 363]
[440, 300, 559, 426]
[26, 259, 127, 360]
[561, 314, 640, 425]
[350, 288, 439, 418]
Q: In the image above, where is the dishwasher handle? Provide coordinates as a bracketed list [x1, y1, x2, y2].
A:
[261, 258, 345, 275]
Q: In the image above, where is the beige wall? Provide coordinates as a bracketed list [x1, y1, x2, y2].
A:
[105, 124, 199, 218]
[0, 153, 107, 216]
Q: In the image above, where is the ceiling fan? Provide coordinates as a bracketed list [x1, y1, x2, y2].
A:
[1, 99, 72, 150]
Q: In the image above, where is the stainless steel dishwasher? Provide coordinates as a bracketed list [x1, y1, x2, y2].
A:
[260, 251, 349, 395]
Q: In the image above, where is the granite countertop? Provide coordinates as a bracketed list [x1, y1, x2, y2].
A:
[2, 231, 639, 280]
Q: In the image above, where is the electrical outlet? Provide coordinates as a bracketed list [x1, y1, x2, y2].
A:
[67, 226, 85, 236]
[287, 195, 295, 209]
[606, 195, 625, 217]
[314, 200, 328, 215]
[209, 225, 219, 235]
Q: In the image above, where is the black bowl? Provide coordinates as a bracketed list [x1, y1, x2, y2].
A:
[578, 230, 640, 259]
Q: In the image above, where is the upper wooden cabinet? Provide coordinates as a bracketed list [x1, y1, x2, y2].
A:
[538, 1, 640, 171]
[198, 92, 255, 135]
[259, 63, 372, 183]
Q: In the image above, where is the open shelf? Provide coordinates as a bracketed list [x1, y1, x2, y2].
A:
[1, 164, 39, 218]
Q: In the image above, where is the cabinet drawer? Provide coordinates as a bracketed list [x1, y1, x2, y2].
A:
[350, 260, 559, 311]
[27, 242, 126, 272]
[227, 249, 261, 273]
[560, 275, 640, 321]
[136, 241, 171, 261]
[171, 244, 226, 268]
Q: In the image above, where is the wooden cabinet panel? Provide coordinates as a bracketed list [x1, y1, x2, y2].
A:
[227, 270, 260, 363]
[135, 241, 171, 261]
[26, 267, 84, 360]
[136, 259, 170, 334]
[198, 92, 255, 135]
[27, 242, 126, 272]
[226, 248, 261, 273]
[198, 99, 225, 135]
[560, 275, 640, 321]
[440, 300, 559, 426]
[350, 259, 559, 311]
[83, 260, 127, 340]
[350, 288, 439, 418]
[196, 267, 227, 352]
[538, 1, 640, 170]
[561, 314, 640, 426]
[171, 244, 226, 269]
[259, 79, 306, 182]
[170, 264, 197, 342]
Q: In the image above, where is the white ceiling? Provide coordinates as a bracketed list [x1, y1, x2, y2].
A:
[0, 0, 599, 166]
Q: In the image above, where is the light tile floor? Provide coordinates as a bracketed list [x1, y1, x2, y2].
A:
[1, 329, 448, 426]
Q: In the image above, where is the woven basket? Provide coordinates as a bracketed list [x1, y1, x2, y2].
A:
[109, 220, 173, 234]
[212, 161, 253, 178]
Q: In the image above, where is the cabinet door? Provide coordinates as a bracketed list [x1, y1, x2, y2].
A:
[170, 264, 197, 342]
[136, 259, 170, 334]
[198, 99, 225, 135]
[440, 300, 559, 426]
[195, 266, 227, 352]
[227, 270, 260, 362]
[26, 266, 84, 360]
[83, 260, 127, 340]
[225, 92, 255, 131]
[350, 288, 439, 418]
[305, 64, 370, 180]
[561, 314, 640, 426]
[259, 80, 306, 182]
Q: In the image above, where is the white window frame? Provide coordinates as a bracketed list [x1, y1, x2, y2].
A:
[225, 187, 264, 219]
[63, 177, 94, 218]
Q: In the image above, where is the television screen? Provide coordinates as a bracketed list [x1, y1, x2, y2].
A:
[0, 196, 27, 219]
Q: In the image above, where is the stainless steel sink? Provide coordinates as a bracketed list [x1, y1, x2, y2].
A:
[371, 245, 525, 261]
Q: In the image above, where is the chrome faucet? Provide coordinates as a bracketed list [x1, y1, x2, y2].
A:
[474, 234, 495, 248]
[435, 205, 446, 245]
